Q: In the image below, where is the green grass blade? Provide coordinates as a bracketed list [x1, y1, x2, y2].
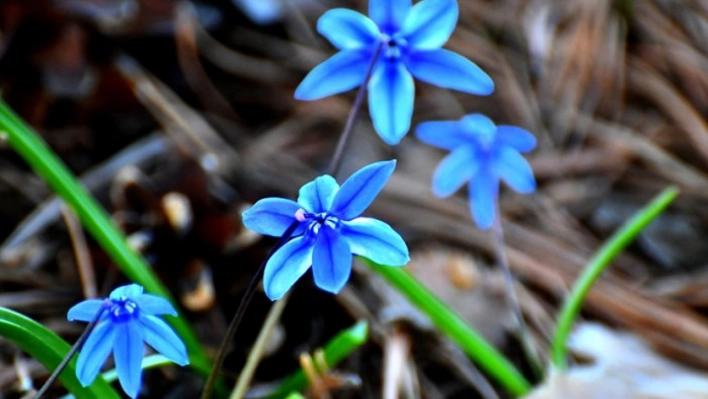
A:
[0, 307, 120, 399]
[365, 259, 530, 397]
[269, 321, 368, 399]
[551, 186, 679, 370]
[0, 100, 211, 376]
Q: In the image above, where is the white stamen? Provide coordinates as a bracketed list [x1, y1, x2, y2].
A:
[295, 209, 307, 222]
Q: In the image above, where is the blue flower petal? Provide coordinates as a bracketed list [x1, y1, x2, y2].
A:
[76, 321, 116, 387]
[469, 167, 498, 229]
[318, 9, 380, 50]
[368, 61, 414, 144]
[406, 49, 494, 95]
[415, 120, 469, 150]
[369, 0, 411, 33]
[295, 49, 374, 100]
[133, 294, 177, 316]
[110, 284, 143, 300]
[242, 198, 300, 237]
[341, 217, 409, 266]
[140, 314, 189, 366]
[330, 160, 396, 220]
[496, 125, 537, 152]
[459, 113, 497, 142]
[401, 0, 458, 49]
[297, 175, 339, 214]
[113, 322, 145, 399]
[495, 147, 536, 194]
[312, 224, 352, 294]
[67, 299, 104, 322]
[263, 235, 314, 300]
[432, 145, 479, 197]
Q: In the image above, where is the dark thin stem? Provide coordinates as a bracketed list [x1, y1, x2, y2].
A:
[35, 306, 106, 399]
[200, 221, 301, 399]
[202, 40, 384, 399]
[490, 211, 542, 379]
[327, 42, 383, 177]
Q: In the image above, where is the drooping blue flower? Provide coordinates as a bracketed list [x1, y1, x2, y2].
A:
[68, 284, 189, 398]
[295, 0, 494, 145]
[416, 114, 536, 229]
[242, 160, 409, 300]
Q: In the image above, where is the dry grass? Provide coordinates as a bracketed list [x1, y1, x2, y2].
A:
[0, 0, 706, 397]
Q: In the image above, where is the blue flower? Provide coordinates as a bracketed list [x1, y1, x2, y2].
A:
[242, 160, 409, 300]
[68, 284, 189, 398]
[295, 0, 494, 145]
[416, 114, 536, 229]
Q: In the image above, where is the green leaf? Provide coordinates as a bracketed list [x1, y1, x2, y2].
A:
[551, 186, 679, 370]
[269, 321, 368, 399]
[0, 100, 212, 377]
[0, 307, 120, 399]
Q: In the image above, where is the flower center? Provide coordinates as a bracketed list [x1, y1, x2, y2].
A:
[296, 209, 340, 235]
[381, 34, 408, 60]
[109, 297, 139, 322]
[477, 133, 495, 151]
[460, 122, 496, 151]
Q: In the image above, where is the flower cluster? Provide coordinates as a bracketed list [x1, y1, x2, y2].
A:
[243, 160, 409, 300]
[68, 284, 188, 398]
[242, 0, 538, 299]
[54, 2, 536, 398]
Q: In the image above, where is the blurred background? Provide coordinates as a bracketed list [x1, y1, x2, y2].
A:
[0, 0, 707, 397]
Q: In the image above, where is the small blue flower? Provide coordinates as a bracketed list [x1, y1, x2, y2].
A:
[295, 0, 494, 145]
[416, 114, 537, 229]
[68, 284, 189, 398]
[242, 160, 410, 300]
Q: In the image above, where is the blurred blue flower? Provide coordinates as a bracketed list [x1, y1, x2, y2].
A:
[416, 114, 536, 229]
[295, 0, 494, 145]
[233, 0, 282, 25]
[68, 284, 188, 398]
[242, 160, 409, 300]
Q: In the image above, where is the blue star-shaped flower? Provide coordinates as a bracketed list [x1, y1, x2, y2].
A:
[68, 284, 189, 398]
[242, 160, 409, 300]
[295, 0, 494, 145]
[416, 114, 537, 229]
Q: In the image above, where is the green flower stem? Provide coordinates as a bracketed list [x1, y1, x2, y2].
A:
[230, 292, 291, 399]
[0, 307, 120, 399]
[0, 100, 212, 376]
[551, 186, 679, 370]
[60, 355, 174, 399]
[99, 354, 173, 385]
[365, 259, 530, 397]
[269, 321, 368, 399]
